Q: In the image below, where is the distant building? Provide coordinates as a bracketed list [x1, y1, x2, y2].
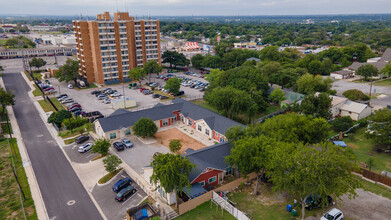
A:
[73, 11, 161, 85]
[330, 70, 355, 79]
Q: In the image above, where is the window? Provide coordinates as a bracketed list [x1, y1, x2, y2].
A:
[226, 167, 233, 175]
[109, 132, 116, 139]
[198, 125, 202, 131]
[199, 181, 205, 187]
[162, 119, 168, 126]
[188, 120, 192, 126]
[205, 129, 209, 135]
[125, 129, 131, 135]
[208, 176, 217, 183]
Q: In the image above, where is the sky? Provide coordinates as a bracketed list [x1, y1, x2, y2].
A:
[1, 0, 391, 16]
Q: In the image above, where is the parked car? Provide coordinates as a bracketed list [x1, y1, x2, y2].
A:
[91, 90, 100, 95]
[115, 186, 136, 202]
[43, 87, 55, 92]
[95, 92, 102, 97]
[97, 94, 107, 100]
[152, 94, 161, 99]
[122, 139, 133, 148]
[113, 142, 125, 151]
[66, 102, 79, 108]
[112, 177, 132, 192]
[103, 98, 111, 104]
[58, 96, 69, 101]
[321, 208, 344, 220]
[73, 110, 86, 117]
[304, 194, 332, 210]
[61, 98, 74, 104]
[67, 104, 81, 110]
[56, 94, 68, 99]
[110, 92, 121, 97]
[174, 90, 185, 96]
[103, 88, 112, 94]
[69, 107, 82, 112]
[142, 90, 153, 95]
[75, 135, 89, 144]
[78, 143, 93, 153]
[139, 88, 147, 92]
[159, 95, 169, 100]
[67, 84, 74, 89]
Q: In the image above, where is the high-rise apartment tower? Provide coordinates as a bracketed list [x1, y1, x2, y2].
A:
[73, 12, 161, 84]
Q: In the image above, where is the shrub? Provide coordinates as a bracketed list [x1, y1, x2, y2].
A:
[133, 117, 158, 138]
[169, 139, 182, 154]
[62, 117, 88, 130]
[47, 110, 72, 127]
[92, 138, 111, 156]
[329, 116, 354, 132]
[343, 89, 370, 101]
[103, 155, 122, 173]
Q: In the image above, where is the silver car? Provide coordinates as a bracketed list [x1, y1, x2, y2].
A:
[78, 143, 93, 153]
[122, 139, 133, 148]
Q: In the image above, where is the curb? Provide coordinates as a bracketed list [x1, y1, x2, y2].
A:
[1, 74, 49, 220]
[96, 169, 124, 186]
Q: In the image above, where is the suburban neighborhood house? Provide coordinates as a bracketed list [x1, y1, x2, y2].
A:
[94, 98, 243, 142]
[144, 142, 233, 205]
[330, 48, 391, 79]
[330, 95, 372, 120]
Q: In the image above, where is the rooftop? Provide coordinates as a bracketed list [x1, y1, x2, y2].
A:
[330, 95, 348, 106]
[340, 100, 370, 113]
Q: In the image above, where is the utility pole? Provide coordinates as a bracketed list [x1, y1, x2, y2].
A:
[122, 83, 126, 109]
[369, 71, 374, 106]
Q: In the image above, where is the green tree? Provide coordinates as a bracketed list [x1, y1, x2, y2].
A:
[54, 58, 80, 85]
[92, 138, 111, 156]
[258, 61, 282, 78]
[268, 142, 360, 220]
[365, 108, 391, 149]
[380, 62, 391, 77]
[299, 93, 332, 119]
[164, 77, 182, 95]
[296, 73, 332, 94]
[162, 51, 190, 68]
[226, 136, 275, 195]
[330, 116, 354, 132]
[307, 60, 323, 75]
[47, 110, 72, 127]
[356, 64, 379, 81]
[144, 60, 162, 83]
[270, 88, 285, 104]
[169, 139, 182, 154]
[191, 54, 204, 69]
[343, 89, 370, 101]
[270, 68, 300, 89]
[103, 155, 122, 173]
[0, 88, 15, 118]
[150, 153, 195, 209]
[29, 57, 47, 72]
[5, 38, 18, 47]
[128, 67, 146, 86]
[260, 46, 280, 61]
[133, 117, 158, 138]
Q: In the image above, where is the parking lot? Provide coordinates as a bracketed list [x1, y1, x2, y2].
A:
[63, 137, 99, 163]
[92, 170, 147, 220]
[47, 70, 206, 117]
[114, 137, 170, 174]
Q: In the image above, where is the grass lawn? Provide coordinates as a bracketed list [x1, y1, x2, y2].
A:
[24, 71, 33, 81]
[0, 39, 6, 46]
[1, 122, 13, 134]
[175, 201, 236, 220]
[38, 98, 64, 112]
[64, 138, 76, 145]
[374, 78, 391, 87]
[98, 169, 122, 184]
[359, 177, 391, 200]
[32, 84, 43, 96]
[263, 105, 281, 116]
[0, 138, 37, 219]
[343, 127, 391, 173]
[59, 123, 93, 139]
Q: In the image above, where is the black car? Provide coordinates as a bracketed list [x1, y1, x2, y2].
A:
[69, 107, 82, 112]
[75, 135, 89, 144]
[56, 94, 68, 99]
[304, 194, 333, 210]
[91, 90, 100, 95]
[159, 95, 169, 100]
[152, 94, 161, 99]
[115, 186, 136, 202]
[113, 142, 125, 151]
[112, 177, 132, 192]
[174, 90, 185, 96]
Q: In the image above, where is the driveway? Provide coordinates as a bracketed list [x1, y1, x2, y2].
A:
[92, 170, 147, 220]
[114, 137, 170, 174]
[332, 79, 391, 96]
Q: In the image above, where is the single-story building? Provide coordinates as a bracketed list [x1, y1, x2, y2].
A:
[339, 100, 372, 121]
[95, 99, 243, 141]
[330, 96, 348, 117]
[330, 70, 354, 79]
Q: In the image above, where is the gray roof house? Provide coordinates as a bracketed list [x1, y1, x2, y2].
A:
[95, 99, 243, 141]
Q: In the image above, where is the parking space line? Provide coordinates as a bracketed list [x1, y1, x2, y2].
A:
[121, 191, 138, 206]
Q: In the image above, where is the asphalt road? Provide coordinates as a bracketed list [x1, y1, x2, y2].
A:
[3, 72, 102, 220]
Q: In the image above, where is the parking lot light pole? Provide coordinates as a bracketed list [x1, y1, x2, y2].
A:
[122, 83, 126, 109]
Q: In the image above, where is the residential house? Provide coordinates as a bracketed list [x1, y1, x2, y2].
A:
[380, 48, 391, 62]
[95, 99, 243, 141]
[330, 70, 355, 79]
[339, 101, 372, 121]
[330, 96, 348, 117]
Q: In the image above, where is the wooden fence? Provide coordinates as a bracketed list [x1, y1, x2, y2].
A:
[360, 168, 391, 187]
[178, 173, 257, 215]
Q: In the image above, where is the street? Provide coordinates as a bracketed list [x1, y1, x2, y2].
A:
[3, 72, 102, 220]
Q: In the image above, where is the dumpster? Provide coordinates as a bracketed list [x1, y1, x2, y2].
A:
[287, 204, 292, 212]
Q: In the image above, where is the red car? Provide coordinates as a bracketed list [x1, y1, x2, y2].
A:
[67, 104, 81, 110]
[139, 88, 146, 92]
[43, 87, 54, 91]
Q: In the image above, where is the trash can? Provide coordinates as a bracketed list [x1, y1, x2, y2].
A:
[287, 204, 292, 212]
[291, 209, 297, 216]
